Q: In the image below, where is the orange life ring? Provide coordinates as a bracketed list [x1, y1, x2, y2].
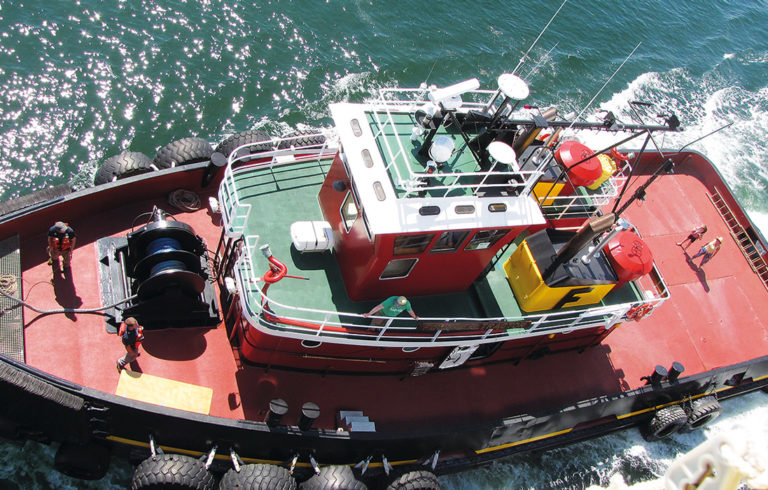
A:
[627, 304, 653, 321]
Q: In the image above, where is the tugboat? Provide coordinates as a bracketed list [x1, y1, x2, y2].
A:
[1, 72, 767, 489]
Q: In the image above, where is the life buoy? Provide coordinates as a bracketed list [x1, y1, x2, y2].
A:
[626, 304, 653, 321]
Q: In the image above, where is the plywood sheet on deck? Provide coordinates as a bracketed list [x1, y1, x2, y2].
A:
[116, 370, 213, 415]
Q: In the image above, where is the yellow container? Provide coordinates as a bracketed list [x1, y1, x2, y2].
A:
[503, 240, 615, 312]
[533, 181, 565, 206]
[587, 154, 617, 190]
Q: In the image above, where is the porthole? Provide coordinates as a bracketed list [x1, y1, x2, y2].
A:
[402, 346, 421, 353]
[419, 205, 440, 216]
[301, 339, 322, 349]
[362, 148, 373, 168]
[351, 119, 362, 137]
[373, 181, 386, 201]
[455, 205, 475, 214]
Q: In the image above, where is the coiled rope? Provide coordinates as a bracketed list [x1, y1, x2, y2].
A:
[0, 273, 17, 296]
[168, 189, 201, 211]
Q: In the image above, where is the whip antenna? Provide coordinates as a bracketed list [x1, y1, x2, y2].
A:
[512, 0, 568, 75]
[568, 42, 641, 130]
[678, 122, 733, 152]
[522, 42, 559, 82]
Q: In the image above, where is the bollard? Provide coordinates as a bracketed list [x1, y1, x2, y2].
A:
[299, 402, 320, 431]
[265, 398, 289, 427]
[667, 362, 685, 382]
[648, 365, 667, 386]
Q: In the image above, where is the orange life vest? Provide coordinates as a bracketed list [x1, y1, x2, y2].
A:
[118, 322, 144, 348]
[53, 236, 72, 250]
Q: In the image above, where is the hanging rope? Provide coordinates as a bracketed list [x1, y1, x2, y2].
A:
[168, 189, 201, 211]
[0, 285, 137, 315]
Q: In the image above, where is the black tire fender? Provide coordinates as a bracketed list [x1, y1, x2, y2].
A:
[386, 470, 440, 490]
[94, 151, 153, 185]
[220, 463, 297, 489]
[153, 137, 213, 169]
[642, 404, 688, 441]
[299, 465, 368, 490]
[215, 129, 272, 158]
[277, 131, 327, 149]
[683, 396, 722, 431]
[54, 441, 111, 480]
[130, 453, 215, 490]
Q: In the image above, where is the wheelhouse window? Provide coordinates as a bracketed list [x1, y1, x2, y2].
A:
[430, 230, 469, 253]
[464, 229, 509, 250]
[340, 192, 359, 232]
[393, 234, 434, 256]
[380, 258, 418, 279]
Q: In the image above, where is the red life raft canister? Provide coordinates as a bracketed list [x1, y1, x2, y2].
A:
[555, 140, 603, 188]
[604, 230, 654, 288]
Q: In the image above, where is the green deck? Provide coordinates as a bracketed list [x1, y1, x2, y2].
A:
[228, 122, 642, 327]
[367, 112, 485, 198]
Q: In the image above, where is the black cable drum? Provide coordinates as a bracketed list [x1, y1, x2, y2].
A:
[126, 213, 206, 300]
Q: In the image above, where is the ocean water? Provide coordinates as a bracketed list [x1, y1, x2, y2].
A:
[1, 0, 767, 488]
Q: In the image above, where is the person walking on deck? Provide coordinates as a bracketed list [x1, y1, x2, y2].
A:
[47, 221, 76, 269]
[677, 225, 707, 249]
[116, 317, 144, 372]
[363, 295, 419, 326]
[691, 237, 723, 267]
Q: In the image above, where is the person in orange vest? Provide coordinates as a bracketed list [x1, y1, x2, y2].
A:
[47, 221, 77, 269]
[116, 317, 144, 372]
[691, 236, 723, 267]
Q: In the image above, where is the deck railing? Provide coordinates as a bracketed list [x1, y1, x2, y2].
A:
[366, 86, 635, 219]
[218, 132, 337, 238]
[231, 235, 668, 349]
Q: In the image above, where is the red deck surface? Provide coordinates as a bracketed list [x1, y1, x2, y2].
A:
[17, 159, 768, 431]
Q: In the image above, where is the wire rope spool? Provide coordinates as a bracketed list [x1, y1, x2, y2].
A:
[126, 208, 207, 300]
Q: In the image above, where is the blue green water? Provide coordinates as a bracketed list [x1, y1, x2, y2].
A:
[1, 0, 767, 487]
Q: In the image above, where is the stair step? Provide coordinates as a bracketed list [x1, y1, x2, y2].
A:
[348, 421, 376, 432]
[339, 410, 364, 424]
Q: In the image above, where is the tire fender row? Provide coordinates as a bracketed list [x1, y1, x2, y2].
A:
[129, 439, 441, 490]
[642, 395, 722, 442]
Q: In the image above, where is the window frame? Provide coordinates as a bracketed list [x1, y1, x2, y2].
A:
[464, 228, 509, 251]
[340, 191, 359, 233]
[380, 258, 419, 280]
[393, 233, 435, 256]
[429, 230, 470, 254]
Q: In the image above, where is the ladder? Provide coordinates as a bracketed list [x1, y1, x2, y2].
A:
[708, 187, 768, 290]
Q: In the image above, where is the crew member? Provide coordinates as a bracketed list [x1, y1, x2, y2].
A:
[116, 317, 144, 372]
[363, 295, 419, 326]
[691, 236, 723, 267]
[47, 221, 76, 269]
[677, 224, 707, 249]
